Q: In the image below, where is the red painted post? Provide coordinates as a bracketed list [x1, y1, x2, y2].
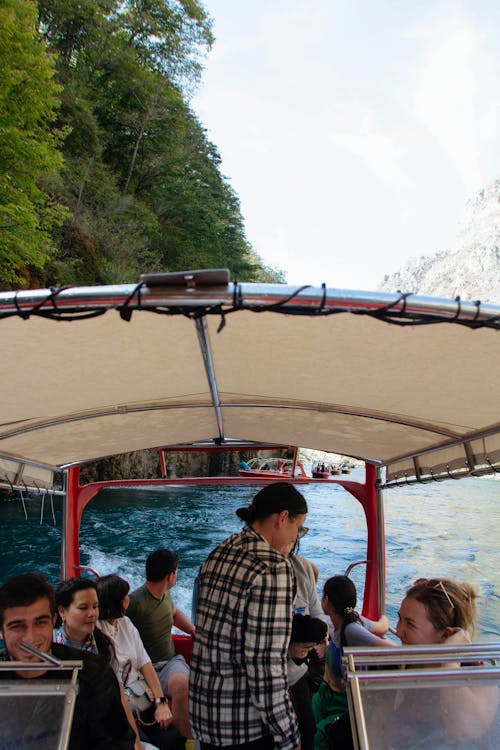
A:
[361, 463, 382, 620]
[336, 463, 384, 620]
[63, 466, 82, 579]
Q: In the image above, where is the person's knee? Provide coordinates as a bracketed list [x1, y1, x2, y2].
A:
[168, 672, 189, 698]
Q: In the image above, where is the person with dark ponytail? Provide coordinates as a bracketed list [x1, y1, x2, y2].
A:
[189, 482, 308, 750]
[312, 575, 394, 750]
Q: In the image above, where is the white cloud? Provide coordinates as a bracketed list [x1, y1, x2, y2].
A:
[410, 16, 499, 192]
[327, 110, 414, 191]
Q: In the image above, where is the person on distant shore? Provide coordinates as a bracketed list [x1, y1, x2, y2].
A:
[96, 573, 184, 750]
[313, 575, 394, 750]
[127, 549, 195, 739]
[0, 572, 134, 750]
[189, 482, 308, 750]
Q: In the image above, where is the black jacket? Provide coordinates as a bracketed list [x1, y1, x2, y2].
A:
[0, 643, 134, 750]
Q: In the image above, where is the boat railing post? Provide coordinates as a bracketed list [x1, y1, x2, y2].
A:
[60, 470, 68, 581]
[360, 463, 384, 621]
[376, 466, 386, 617]
[61, 467, 82, 579]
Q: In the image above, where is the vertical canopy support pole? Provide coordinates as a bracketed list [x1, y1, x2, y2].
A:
[339, 463, 385, 619]
[61, 467, 82, 580]
[195, 317, 225, 443]
[158, 448, 167, 478]
[360, 463, 384, 619]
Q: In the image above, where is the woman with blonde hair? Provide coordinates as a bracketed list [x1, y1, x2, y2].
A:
[325, 577, 499, 750]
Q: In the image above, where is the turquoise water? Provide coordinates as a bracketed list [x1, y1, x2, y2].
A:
[1, 470, 499, 639]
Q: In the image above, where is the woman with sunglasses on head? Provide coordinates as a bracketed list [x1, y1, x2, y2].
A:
[389, 577, 499, 746]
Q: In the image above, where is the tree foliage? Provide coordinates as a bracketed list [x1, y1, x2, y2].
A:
[1, 0, 284, 289]
[0, 0, 66, 287]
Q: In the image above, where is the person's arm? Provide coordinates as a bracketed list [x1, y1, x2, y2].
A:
[118, 680, 142, 750]
[140, 660, 173, 729]
[172, 606, 195, 635]
[346, 621, 396, 648]
[244, 561, 301, 750]
[360, 613, 390, 637]
[124, 615, 174, 730]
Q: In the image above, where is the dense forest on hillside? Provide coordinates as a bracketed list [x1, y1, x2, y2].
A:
[0, 0, 283, 289]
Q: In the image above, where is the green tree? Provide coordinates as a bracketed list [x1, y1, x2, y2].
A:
[38, 1, 281, 287]
[0, 0, 66, 288]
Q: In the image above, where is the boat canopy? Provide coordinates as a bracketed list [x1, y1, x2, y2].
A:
[0, 269, 499, 489]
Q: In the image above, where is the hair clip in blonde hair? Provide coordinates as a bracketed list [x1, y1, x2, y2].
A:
[433, 580, 455, 610]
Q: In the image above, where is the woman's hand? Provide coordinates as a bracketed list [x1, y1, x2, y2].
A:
[154, 701, 173, 729]
[313, 635, 329, 658]
[289, 641, 316, 660]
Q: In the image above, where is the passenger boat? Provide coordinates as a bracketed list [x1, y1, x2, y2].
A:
[311, 462, 331, 479]
[237, 452, 309, 479]
[1, 269, 499, 749]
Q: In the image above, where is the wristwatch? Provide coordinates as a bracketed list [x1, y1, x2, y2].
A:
[155, 696, 168, 705]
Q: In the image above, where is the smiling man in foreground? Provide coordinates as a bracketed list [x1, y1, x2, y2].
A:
[0, 572, 134, 750]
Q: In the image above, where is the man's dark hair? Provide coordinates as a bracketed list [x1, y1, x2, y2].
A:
[291, 613, 328, 644]
[0, 573, 55, 626]
[146, 549, 178, 582]
[96, 574, 130, 620]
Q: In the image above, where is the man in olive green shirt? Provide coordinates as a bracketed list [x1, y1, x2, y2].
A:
[128, 549, 195, 738]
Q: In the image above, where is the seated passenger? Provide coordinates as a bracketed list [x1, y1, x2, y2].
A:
[54, 577, 142, 749]
[312, 575, 394, 750]
[0, 572, 134, 749]
[127, 549, 194, 739]
[331, 578, 500, 750]
[382, 577, 499, 746]
[289, 613, 329, 750]
[96, 573, 184, 750]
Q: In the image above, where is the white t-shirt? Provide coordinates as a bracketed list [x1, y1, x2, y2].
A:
[98, 615, 151, 685]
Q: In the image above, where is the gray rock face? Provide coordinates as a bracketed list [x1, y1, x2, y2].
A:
[378, 180, 500, 303]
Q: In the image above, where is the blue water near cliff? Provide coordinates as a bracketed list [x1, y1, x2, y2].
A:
[1, 470, 499, 639]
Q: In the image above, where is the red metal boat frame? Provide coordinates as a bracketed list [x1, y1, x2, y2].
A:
[62, 450, 383, 622]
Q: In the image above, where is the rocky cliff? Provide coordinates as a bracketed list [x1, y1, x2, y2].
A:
[378, 180, 500, 302]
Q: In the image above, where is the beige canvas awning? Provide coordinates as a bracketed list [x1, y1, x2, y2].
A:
[0, 272, 499, 488]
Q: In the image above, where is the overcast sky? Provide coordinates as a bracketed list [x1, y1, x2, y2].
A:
[192, 0, 500, 290]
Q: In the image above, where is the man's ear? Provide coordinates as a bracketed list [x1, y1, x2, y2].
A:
[52, 614, 56, 627]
